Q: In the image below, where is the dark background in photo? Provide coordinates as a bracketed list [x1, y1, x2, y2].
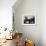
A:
[24, 16, 35, 24]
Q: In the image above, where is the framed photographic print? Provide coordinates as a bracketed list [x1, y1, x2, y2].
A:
[22, 15, 36, 25]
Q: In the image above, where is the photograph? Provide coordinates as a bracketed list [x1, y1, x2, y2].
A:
[22, 15, 36, 25]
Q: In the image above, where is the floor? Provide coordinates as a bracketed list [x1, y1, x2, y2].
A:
[0, 33, 23, 46]
[0, 39, 16, 46]
[0, 39, 24, 46]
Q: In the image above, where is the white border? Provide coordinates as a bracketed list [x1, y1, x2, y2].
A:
[22, 15, 36, 25]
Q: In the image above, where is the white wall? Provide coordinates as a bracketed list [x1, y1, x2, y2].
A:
[0, 0, 16, 30]
[13, 0, 46, 46]
[41, 0, 46, 46]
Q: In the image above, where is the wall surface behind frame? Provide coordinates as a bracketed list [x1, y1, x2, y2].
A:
[13, 0, 41, 46]
[13, 0, 46, 46]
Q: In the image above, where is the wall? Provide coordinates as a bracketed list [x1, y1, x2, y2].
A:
[0, 0, 16, 30]
[13, 0, 41, 46]
[41, 0, 46, 46]
[13, 0, 46, 46]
